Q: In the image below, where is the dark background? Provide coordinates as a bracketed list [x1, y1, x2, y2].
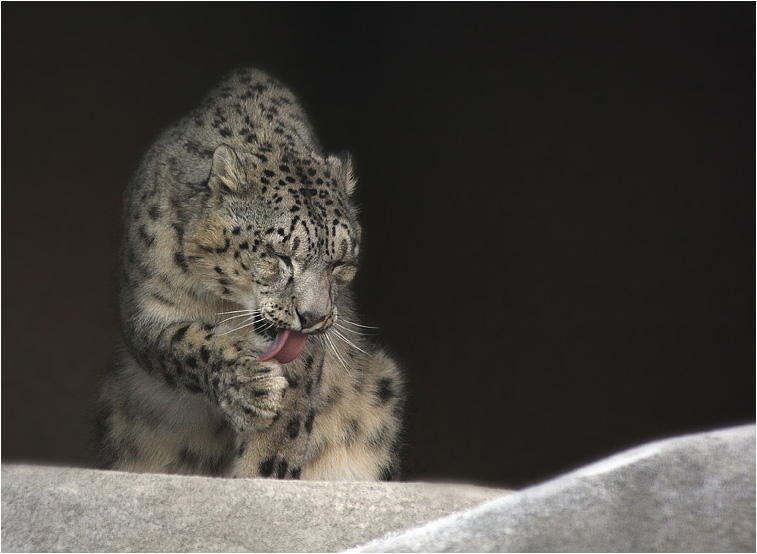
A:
[3, 4, 754, 488]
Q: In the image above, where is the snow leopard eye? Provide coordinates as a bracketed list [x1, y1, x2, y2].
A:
[331, 260, 357, 285]
[278, 254, 293, 271]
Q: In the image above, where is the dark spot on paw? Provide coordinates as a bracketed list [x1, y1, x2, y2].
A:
[276, 458, 289, 479]
[304, 409, 315, 434]
[259, 455, 276, 477]
[179, 447, 202, 468]
[171, 324, 190, 344]
[286, 416, 301, 439]
[375, 377, 394, 404]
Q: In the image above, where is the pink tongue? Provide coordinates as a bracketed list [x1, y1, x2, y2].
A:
[259, 328, 309, 364]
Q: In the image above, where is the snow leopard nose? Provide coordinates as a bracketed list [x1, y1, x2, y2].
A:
[296, 309, 327, 332]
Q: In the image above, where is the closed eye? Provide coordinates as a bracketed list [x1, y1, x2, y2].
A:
[261, 243, 292, 270]
[331, 260, 356, 270]
[330, 260, 357, 283]
[278, 255, 293, 270]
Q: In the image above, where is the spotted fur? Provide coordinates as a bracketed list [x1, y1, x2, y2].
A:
[97, 68, 404, 480]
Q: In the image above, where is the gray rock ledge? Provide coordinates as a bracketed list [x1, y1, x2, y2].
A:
[2, 425, 753, 552]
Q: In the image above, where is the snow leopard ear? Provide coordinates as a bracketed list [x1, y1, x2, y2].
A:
[327, 150, 357, 196]
[209, 144, 246, 195]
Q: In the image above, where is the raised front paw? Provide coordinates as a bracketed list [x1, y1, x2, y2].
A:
[216, 357, 288, 432]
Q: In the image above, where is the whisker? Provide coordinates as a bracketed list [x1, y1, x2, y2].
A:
[215, 309, 261, 316]
[334, 322, 374, 336]
[215, 313, 263, 326]
[332, 329, 368, 354]
[332, 340, 350, 373]
[319, 333, 331, 355]
[219, 318, 261, 336]
[340, 319, 380, 330]
[325, 332, 350, 373]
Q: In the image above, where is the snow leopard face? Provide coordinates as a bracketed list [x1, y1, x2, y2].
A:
[185, 144, 361, 336]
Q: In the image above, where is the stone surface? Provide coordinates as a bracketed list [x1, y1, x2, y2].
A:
[353, 425, 756, 552]
[2, 425, 754, 553]
[1, 465, 505, 552]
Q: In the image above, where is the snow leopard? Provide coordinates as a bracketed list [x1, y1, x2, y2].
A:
[96, 68, 404, 480]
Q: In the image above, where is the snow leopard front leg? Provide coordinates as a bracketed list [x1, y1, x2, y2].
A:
[231, 348, 325, 479]
[128, 319, 288, 433]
